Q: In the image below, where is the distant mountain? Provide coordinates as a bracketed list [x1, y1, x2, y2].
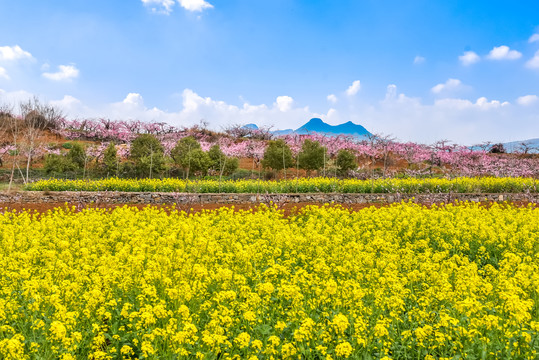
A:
[272, 129, 294, 136]
[240, 118, 371, 138]
[502, 138, 539, 153]
[242, 123, 259, 130]
[293, 118, 371, 137]
[469, 138, 539, 153]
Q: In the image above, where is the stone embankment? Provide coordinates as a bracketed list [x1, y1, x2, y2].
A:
[0, 191, 538, 204]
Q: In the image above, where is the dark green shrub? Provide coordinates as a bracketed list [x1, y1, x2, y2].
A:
[44, 154, 76, 175]
[130, 134, 166, 178]
[171, 136, 210, 177]
[103, 142, 118, 176]
[298, 139, 327, 175]
[262, 139, 293, 171]
[208, 144, 239, 175]
[336, 149, 357, 175]
[67, 142, 86, 169]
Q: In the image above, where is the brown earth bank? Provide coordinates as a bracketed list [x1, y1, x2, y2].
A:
[0, 200, 535, 216]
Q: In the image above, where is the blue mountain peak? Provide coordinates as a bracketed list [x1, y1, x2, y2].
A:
[295, 118, 371, 137]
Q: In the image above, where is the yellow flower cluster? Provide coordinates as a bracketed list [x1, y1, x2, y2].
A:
[24, 176, 538, 194]
[0, 202, 538, 359]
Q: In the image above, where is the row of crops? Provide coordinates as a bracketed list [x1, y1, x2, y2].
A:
[0, 202, 538, 359]
[24, 176, 539, 193]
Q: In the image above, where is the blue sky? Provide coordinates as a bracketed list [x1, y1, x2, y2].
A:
[1, 0, 538, 144]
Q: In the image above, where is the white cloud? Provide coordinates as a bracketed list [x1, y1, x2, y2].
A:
[459, 51, 480, 66]
[142, 0, 212, 14]
[141, 0, 175, 14]
[178, 0, 213, 12]
[0, 67, 8, 80]
[346, 80, 361, 96]
[327, 94, 337, 103]
[526, 50, 539, 69]
[123, 93, 145, 106]
[48, 95, 89, 117]
[42, 65, 80, 81]
[413, 55, 425, 65]
[3, 87, 537, 145]
[0, 89, 34, 106]
[381, 84, 421, 106]
[385, 84, 397, 101]
[181, 89, 237, 113]
[431, 78, 462, 94]
[529, 34, 539, 43]
[433, 97, 474, 110]
[97, 89, 317, 131]
[326, 108, 338, 119]
[486, 45, 522, 60]
[50, 95, 82, 108]
[49, 95, 82, 111]
[0, 45, 33, 61]
[517, 94, 538, 106]
[475, 97, 510, 109]
[275, 96, 294, 112]
[434, 97, 509, 110]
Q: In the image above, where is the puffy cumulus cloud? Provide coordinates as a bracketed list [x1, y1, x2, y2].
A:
[123, 93, 145, 107]
[486, 45, 522, 60]
[0, 67, 8, 80]
[359, 94, 528, 144]
[50, 95, 81, 108]
[0, 89, 35, 106]
[431, 78, 462, 94]
[141, 0, 175, 14]
[5, 87, 537, 145]
[384, 84, 397, 101]
[517, 94, 538, 106]
[413, 55, 425, 65]
[459, 51, 480, 66]
[434, 97, 509, 110]
[529, 34, 539, 43]
[175, 90, 319, 130]
[178, 0, 213, 12]
[345, 80, 361, 96]
[275, 96, 294, 112]
[142, 0, 212, 13]
[475, 97, 510, 109]
[98, 89, 319, 131]
[42, 64, 79, 81]
[48, 95, 94, 117]
[526, 50, 539, 69]
[326, 108, 338, 119]
[0, 45, 33, 61]
[181, 89, 238, 113]
[381, 84, 421, 106]
[327, 94, 337, 104]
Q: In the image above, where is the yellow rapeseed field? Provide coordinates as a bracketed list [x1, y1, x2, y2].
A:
[24, 176, 539, 194]
[0, 202, 538, 359]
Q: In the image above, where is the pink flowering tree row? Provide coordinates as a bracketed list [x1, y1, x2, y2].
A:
[44, 117, 539, 178]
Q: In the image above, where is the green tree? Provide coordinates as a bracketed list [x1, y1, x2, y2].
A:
[336, 149, 357, 176]
[44, 154, 76, 175]
[67, 142, 85, 169]
[170, 136, 210, 178]
[130, 134, 166, 178]
[208, 144, 239, 176]
[262, 139, 293, 177]
[103, 142, 118, 177]
[298, 139, 327, 176]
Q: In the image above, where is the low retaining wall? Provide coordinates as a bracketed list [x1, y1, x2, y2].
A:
[0, 191, 538, 204]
